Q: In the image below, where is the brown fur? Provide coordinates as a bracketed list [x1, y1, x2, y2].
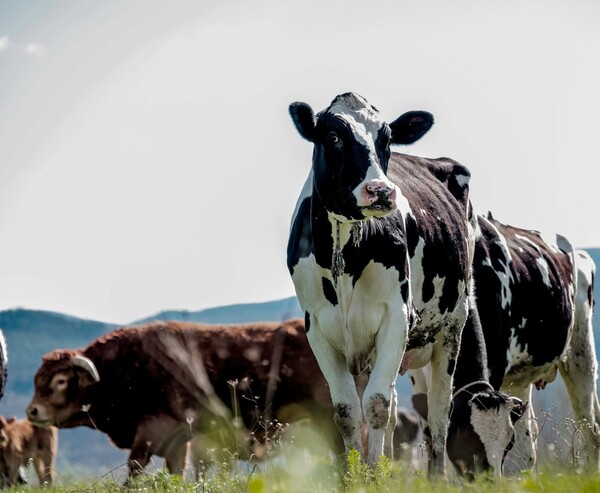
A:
[0, 416, 57, 486]
[26, 319, 338, 482]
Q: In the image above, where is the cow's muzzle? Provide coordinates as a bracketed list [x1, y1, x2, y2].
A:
[357, 180, 398, 217]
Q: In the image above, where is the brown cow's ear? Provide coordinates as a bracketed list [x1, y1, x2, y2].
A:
[6, 417, 16, 424]
[390, 111, 434, 145]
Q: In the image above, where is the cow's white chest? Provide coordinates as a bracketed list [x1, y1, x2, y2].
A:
[292, 254, 404, 359]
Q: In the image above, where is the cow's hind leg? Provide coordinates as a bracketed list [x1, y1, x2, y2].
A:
[558, 322, 600, 470]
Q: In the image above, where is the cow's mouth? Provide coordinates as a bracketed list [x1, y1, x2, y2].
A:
[363, 196, 395, 215]
[28, 418, 53, 427]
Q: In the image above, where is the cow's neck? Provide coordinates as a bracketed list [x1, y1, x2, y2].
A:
[328, 214, 363, 286]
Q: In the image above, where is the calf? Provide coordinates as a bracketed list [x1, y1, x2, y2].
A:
[287, 92, 474, 475]
[472, 214, 599, 471]
[26, 320, 338, 482]
[0, 416, 57, 486]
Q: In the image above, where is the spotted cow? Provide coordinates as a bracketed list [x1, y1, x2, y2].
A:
[287, 92, 474, 475]
[409, 305, 525, 479]
[471, 213, 599, 471]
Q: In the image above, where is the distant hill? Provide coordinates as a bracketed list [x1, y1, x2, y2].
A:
[136, 296, 303, 325]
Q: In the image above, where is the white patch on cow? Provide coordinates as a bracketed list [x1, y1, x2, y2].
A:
[535, 256, 551, 287]
[454, 172, 471, 188]
[506, 324, 529, 372]
[352, 164, 397, 208]
[514, 234, 541, 253]
[469, 400, 516, 479]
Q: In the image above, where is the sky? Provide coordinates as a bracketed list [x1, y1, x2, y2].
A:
[1, 0, 599, 324]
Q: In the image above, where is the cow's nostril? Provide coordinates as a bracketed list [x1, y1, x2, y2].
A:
[28, 407, 38, 417]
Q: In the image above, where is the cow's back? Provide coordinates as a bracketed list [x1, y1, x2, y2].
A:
[388, 153, 473, 339]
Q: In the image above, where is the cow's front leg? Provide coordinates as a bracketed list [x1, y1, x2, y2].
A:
[427, 321, 463, 477]
[307, 325, 363, 456]
[363, 312, 408, 465]
[125, 438, 152, 484]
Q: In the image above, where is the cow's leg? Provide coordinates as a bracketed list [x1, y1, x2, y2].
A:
[307, 325, 363, 457]
[427, 313, 465, 477]
[558, 318, 600, 470]
[384, 385, 398, 458]
[408, 368, 432, 463]
[363, 310, 408, 465]
[126, 438, 153, 483]
[32, 455, 53, 486]
[164, 441, 190, 476]
[503, 384, 536, 472]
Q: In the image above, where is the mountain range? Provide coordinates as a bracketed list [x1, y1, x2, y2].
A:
[0, 248, 598, 479]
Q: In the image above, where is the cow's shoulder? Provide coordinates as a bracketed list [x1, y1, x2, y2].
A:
[389, 153, 471, 213]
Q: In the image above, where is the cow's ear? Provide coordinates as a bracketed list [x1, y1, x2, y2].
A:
[289, 102, 316, 142]
[411, 392, 429, 420]
[390, 111, 434, 145]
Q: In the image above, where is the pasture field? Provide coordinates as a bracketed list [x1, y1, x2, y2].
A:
[5, 461, 600, 493]
[7, 443, 600, 493]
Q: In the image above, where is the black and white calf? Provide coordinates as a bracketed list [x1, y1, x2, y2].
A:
[287, 93, 474, 475]
[472, 213, 599, 471]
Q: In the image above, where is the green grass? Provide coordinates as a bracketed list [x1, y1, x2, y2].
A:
[5, 447, 600, 493]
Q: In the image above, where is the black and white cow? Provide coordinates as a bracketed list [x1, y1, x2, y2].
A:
[409, 305, 526, 479]
[287, 92, 474, 475]
[471, 213, 599, 471]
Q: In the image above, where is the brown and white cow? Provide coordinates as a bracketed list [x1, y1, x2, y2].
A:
[287, 92, 474, 475]
[470, 213, 599, 471]
[0, 416, 57, 487]
[26, 319, 339, 483]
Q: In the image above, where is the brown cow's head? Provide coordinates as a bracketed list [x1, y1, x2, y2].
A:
[26, 350, 100, 428]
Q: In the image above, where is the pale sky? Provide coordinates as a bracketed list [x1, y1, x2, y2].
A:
[1, 0, 599, 324]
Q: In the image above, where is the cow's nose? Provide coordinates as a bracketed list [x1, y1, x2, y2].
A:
[362, 180, 397, 205]
[26, 405, 38, 418]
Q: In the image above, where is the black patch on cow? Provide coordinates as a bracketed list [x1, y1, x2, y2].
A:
[469, 391, 508, 412]
[365, 393, 390, 430]
[304, 312, 311, 333]
[333, 403, 357, 440]
[287, 196, 313, 273]
[322, 277, 338, 306]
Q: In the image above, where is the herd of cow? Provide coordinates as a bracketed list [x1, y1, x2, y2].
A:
[0, 92, 597, 487]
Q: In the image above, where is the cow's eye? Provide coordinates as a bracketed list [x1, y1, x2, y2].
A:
[326, 133, 340, 145]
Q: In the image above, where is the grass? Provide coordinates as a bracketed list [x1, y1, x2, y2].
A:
[5, 444, 600, 493]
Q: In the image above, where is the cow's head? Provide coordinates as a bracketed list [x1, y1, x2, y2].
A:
[448, 387, 525, 480]
[289, 92, 433, 222]
[413, 385, 525, 480]
[26, 350, 100, 428]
